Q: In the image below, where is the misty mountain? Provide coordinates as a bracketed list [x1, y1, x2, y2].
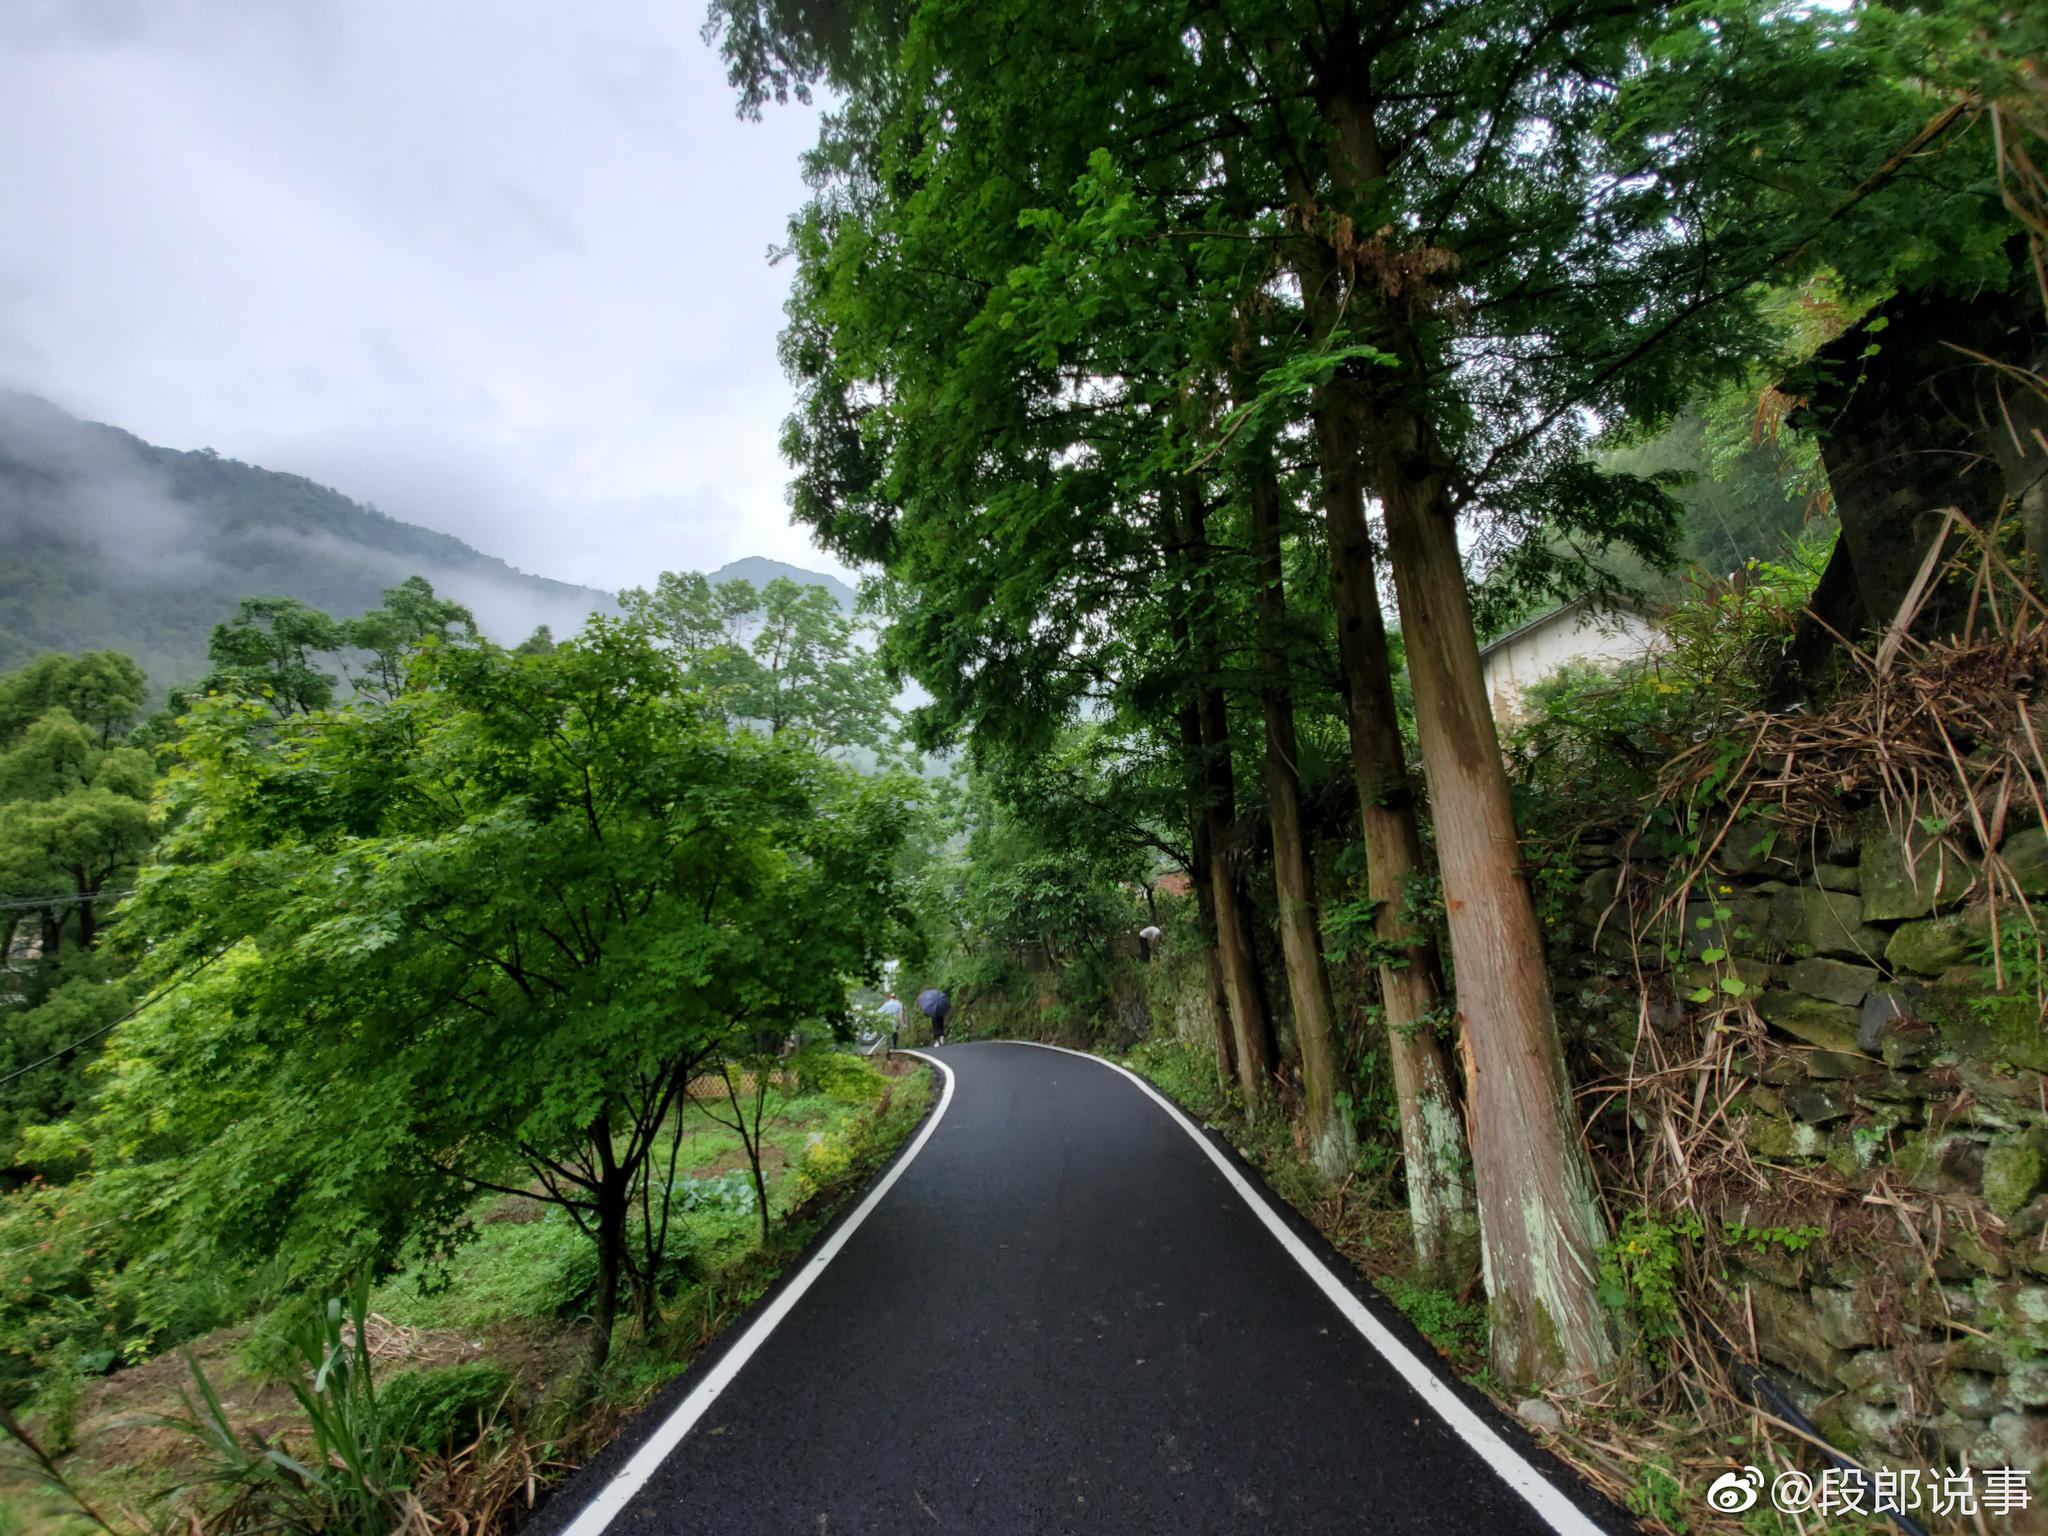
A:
[706, 556, 857, 611]
[0, 392, 619, 690]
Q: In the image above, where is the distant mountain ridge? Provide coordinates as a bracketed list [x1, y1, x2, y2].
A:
[0, 391, 622, 691]
[706, 556, 857, 611]
[0, 393, 858, 691]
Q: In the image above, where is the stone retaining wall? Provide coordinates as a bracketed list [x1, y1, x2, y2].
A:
[1565, 812, 2048, 1482]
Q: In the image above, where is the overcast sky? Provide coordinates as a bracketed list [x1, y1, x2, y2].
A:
[0, 0, 844, 594]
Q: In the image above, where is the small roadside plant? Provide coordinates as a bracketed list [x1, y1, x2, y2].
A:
[1598, 1210, 1704, 1346]
[1383, 1279, 1490, 1369]
[1624, 1456, 1690, 1532]
[151, 1279, 412, 1536]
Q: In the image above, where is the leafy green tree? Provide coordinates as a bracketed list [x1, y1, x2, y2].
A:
[1601, 406, 1824, 588]
[767, 65, 1295, 1104]
[0, 707, 153, 952]
[0, 949, 133, 1177]
[342, 576, 478, 699]
[718, 0, 1464, 1257]
[936, 757, 1151, 1031]
[621, 571, 767, 715]
[623, 570, 899, 748]
[712, 0, 2032, 1389]
[0, 651, 148, 748]
[191, 596, 344, 718]
[745, 576, 896, 745]
[0, 653, 155, 1176]
[621, 570, 760, 655]
[100, 621, 915, 1363]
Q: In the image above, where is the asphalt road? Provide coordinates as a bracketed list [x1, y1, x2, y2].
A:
[537, 1041, 1625, 1536]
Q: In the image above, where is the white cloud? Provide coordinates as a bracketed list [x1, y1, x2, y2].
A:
[0, 0, 848, 592]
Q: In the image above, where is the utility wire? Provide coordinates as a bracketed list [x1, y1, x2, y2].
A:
[0, 889, 135, 913]
[0, 950, 225, 1086]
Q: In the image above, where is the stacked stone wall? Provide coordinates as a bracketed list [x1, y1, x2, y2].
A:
[1563, 813, 2048, 1480]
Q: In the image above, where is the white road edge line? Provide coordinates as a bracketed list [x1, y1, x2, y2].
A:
[1018, 1040, 1606, 1536]
[557, 1050, 957, 1536]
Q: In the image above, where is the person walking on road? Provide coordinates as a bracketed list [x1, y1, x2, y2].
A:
[917, 986, 951, 1046]
[878, 992, 903, 1053]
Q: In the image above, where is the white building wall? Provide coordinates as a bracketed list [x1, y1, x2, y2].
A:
[1482, 606, 1657, 722]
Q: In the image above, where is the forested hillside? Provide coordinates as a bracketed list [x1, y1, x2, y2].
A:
[0, 393, 616, 689]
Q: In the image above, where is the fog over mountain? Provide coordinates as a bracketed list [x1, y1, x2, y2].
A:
[0, 393, 872, 694]
[0, 391, 623, 688]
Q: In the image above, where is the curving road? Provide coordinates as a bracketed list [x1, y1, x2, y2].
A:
[534, 1042, 1624, 1536]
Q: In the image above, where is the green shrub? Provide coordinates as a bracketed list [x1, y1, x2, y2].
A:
[1505, 534, 1832, 826]
[1383, 1279, 1490, 1365]
[787, 1134, 855, 1207]
[378, 1362, 512, 1453]
[797, 1050, 886, 1106]
[1125, 1037, 1236, 1124]
[0, 1175, 253, 1409]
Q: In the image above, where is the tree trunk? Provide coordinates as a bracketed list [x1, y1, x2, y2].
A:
[1282, 63, 1613, 1389]
[735, 1065, 773, 1243]
[1200, 939, 1234, 1077]
[1199, 683, 1276, 1102]
[1776, 260, 2048, 700]
[589, 1171, 626, 1371]
[1173, 481, 1276, 1104]
[1180, 704, 1240, 1087]
[73, 877, 96, 951]
[1366, 401, 1615, 1391]
[1245, 447, 1350, 1175]
[1276, 95, 1475, 1282]
[1312, 390, 1477, 1285]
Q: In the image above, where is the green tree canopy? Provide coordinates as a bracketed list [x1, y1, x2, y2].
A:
[622, 570, 899, 748]
[342, 575, 479, 699]
[0, 652, 155, 1176]
[96, 619, 917, 1361]
[0, 650, 148, 746]
[191, 595, 345, 718]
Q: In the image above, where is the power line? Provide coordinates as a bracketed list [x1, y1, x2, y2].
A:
[0, 950, 225, 1086]
[0, 888, 135, 913]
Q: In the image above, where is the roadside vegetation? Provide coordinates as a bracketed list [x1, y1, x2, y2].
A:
[0, 571, 937, 1534]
